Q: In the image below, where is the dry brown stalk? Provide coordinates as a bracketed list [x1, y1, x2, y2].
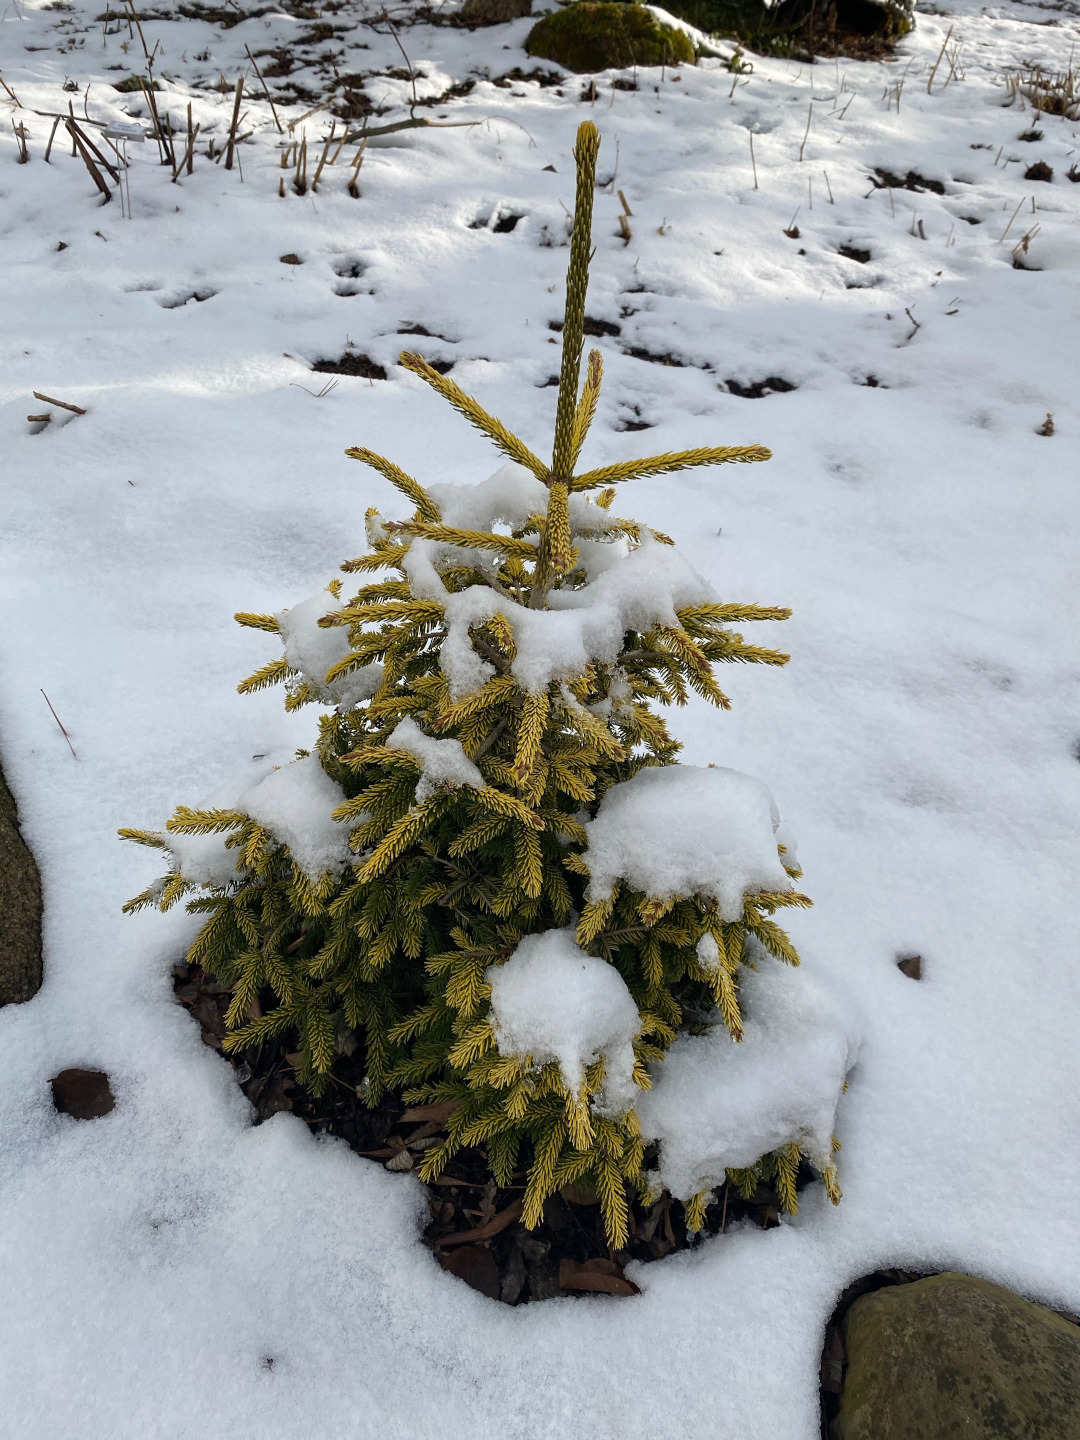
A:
[140, 76, 170, 165]
[224, 75, 245, 171]
[173, 119, 199, 182]
[11, 117, 28, 163]
[998, 195, 1026, 244]
[348, 138, 366, 198]
[926, 23, 954, 93]
[244, 44, 283, 134]
[311, 122, 336, 192]
[798, 102, 813, 162]
[40, 690, 78, 761]
[68, 113, 120, 181]
[33, 391, 86, 414]
[293, 135, 308, 194]
[65, 118, 113, 200]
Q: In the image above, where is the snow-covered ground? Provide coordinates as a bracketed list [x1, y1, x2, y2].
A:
[2, 0, 1079, 1433]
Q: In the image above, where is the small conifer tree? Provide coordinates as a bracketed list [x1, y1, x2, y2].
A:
[122, 122, 848, 1249]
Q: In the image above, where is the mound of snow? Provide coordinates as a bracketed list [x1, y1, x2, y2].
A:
[637, 951, 860, 1200]
[399, 467, 715, 698]
[277, 588, 383, 709]
[240, 755, 353, 880]
[167, 779, 250, 888]
[487, 929, 641, 1112]
[168, 757, 354, 886]
[583, 764, 793, 920]
[388, 716, 485, 801]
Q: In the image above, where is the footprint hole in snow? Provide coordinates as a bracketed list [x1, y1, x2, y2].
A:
[624, 344, 690, 368]
[158, 287, 217, 309]
[615, 406, 653, 431]
[330, 257, 365, 279]
[548, 316, 621, 338]
[311, 353, 387, 380]
[724, 376, 797, 399]
[491, 210, 525, 233]
[396, 322, 457, 343]
[398, 354, 454, 374]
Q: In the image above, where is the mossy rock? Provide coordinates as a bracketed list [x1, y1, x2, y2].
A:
[836, 1272, 1080, 1440]
[0, 765, 43, 1007]
[525, 3, 696, 73]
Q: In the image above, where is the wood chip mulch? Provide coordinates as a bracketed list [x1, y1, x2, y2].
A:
[174, 961, 815, 1304]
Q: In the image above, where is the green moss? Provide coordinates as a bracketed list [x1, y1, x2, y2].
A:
[113, 73, 161, 92]
[525, 2, 695, 73]
[838, 1274, 1080, 1440]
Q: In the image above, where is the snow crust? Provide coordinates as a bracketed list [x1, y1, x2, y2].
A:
[487, 929, 641, 1112]
[584, 764, 793, 919]
[387, 716, 485, 801]
[277, 589, 383, 709]
[637, 952, 861, 1199]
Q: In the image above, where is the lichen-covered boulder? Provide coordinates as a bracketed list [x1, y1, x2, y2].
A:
[836, 1272, 1080, 1440]
[460, 0, 531, 25]
[0, 765, 43, 1006]
[525, 2, 695, 73]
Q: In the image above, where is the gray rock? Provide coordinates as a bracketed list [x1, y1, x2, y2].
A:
[0, 764, 43, 1006]
[835, 1271, 1080, 1440]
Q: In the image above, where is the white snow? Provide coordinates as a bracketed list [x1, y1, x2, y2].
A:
[696, 932, 722, 970]
[2, 0, 1080, 1435]
[637, 950, 861, 1199]
[167, 821, 243, 890]
[387, 716, 485, 801]
[239, 756, 353, 880]
[277, 589, 383, 709]
[583, 764, 793, 919]
[165, 758, 353, 884]
[487, 929, 641, 1113]
[402, 525, 714, 697]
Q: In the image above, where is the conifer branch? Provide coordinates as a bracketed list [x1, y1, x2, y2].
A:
[385, 521, 538, 559]
[571, 444, 772, 491]
[234, 612, 281, 633]
[399, 353, 549, 479]
[344, 448, 442, 522]
[568, 349, 603, 474]
[552, 121, 600, 482]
